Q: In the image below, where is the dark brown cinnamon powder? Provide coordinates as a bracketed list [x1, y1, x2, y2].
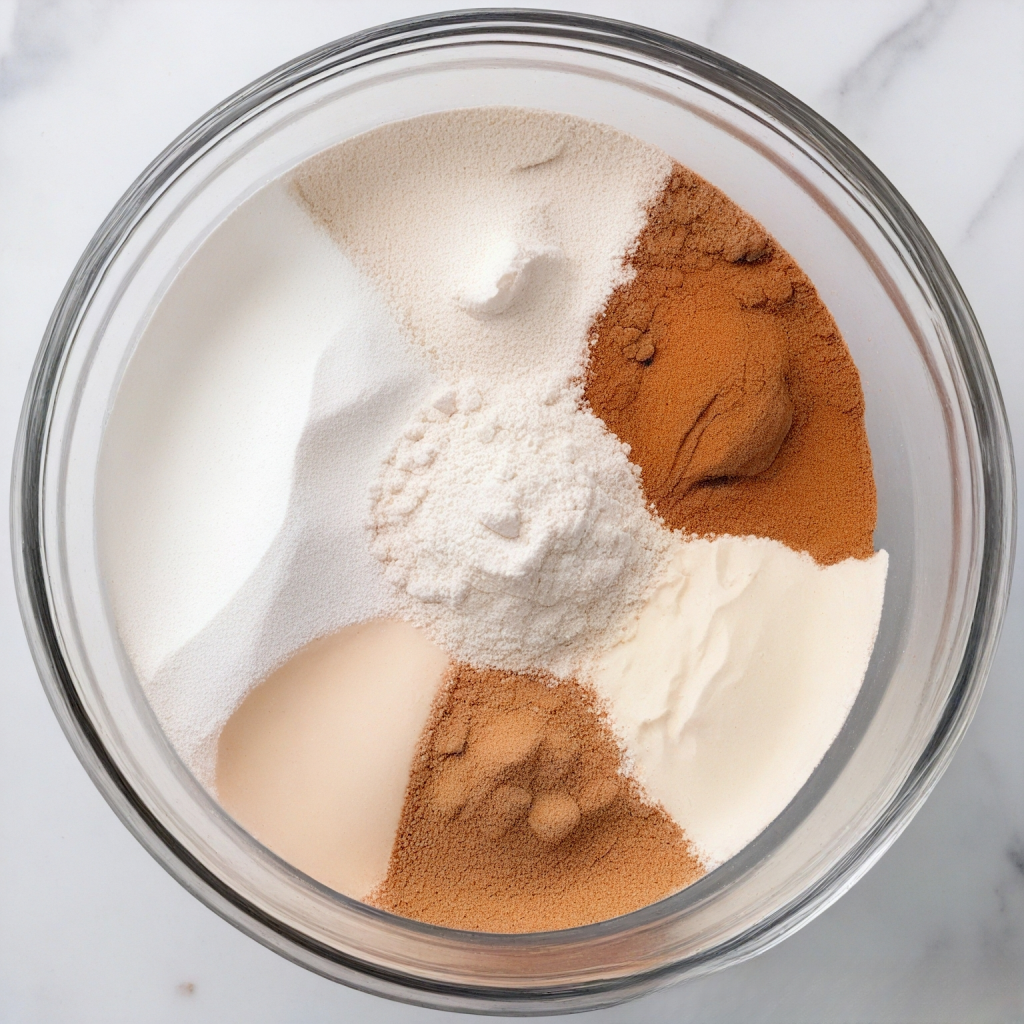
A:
[585, 164, 877, 564]
[369, 664, 703, 932]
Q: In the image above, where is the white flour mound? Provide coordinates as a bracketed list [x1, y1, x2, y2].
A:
[372, 384, 668, 676]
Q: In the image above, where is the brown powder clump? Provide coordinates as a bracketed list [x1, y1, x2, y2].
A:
[369, 664, 703, 932]
[585, 164, 877, 564]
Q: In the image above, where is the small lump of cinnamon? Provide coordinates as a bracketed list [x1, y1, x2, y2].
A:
[529, 792, 580, 844]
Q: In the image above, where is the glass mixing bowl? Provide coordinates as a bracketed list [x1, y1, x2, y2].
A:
[10, 9, 1015, 1015]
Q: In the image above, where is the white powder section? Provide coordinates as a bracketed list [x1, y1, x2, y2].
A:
[589, 535, 889, 868]
[292, 107, 672, 398]
[372, 384, 668, 676]
[98, 182, 370, 682]
[98, 182, 437, 787]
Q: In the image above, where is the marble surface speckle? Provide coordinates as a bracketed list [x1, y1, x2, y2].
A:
[1, 2, 1021, 1021]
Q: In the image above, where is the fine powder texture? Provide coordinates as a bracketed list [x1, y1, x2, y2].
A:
[293, 107, 679, 676]
[99, 183, 437, 787]
[93, 103, 895, 938]
[97, 182, 405, 687]
[590, 534, 888, 867]
[292, 107, 672, 399]
[585, 164, 877, 564]
[216, 619, 448, 900]
[371, 384, 668, 676]
[369, 664, 703, 932]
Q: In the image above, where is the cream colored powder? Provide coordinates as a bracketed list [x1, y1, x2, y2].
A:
[589, 534, 888, 867]
[216, 619, 447, 899]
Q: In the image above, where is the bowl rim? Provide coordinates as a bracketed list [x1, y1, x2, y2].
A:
[9, 7, 1017, 1014]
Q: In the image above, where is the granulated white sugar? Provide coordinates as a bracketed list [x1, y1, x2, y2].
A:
[372, 384, 668, 676]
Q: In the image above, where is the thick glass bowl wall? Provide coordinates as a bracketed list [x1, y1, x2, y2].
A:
[11, 11, 1014, 1015]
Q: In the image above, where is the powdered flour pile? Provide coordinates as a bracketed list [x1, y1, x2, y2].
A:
[372, 384, 667, 676]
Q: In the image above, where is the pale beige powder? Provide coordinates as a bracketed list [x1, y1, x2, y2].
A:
[292, 107, 672, 399]
[216, 619, 447, 898]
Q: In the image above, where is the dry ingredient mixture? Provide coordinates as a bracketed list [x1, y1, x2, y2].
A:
[366, 154, 885, 919]
[99, 107, 888, 937]
[293, 109, 674, 679]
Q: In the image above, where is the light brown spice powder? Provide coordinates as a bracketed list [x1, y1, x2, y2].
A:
[369, 664, 703, 932]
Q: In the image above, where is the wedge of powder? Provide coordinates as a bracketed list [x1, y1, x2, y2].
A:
[585, 163, 877, 565]
[369, 665, 703, 932]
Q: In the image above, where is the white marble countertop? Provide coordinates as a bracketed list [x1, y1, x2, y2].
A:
[1, 2, 1021, 1021]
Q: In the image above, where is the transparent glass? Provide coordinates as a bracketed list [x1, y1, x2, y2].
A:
[10, 10, 1015, 1016]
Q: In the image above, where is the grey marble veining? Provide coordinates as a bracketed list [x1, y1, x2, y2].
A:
[0, 0, 110, 97]
[0, 2, 1021, 1021]
[829, 0, 961, 127]
[966, 144, 1024, 240]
